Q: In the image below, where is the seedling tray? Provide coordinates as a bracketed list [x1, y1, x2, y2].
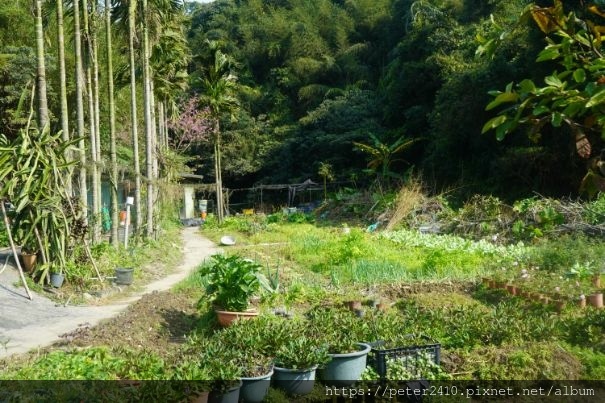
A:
[367, 335, 441, 379]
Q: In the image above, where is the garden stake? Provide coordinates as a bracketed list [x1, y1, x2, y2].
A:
[1, 201, 33, 300]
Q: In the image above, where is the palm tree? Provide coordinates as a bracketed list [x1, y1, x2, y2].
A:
[82, 0, 100, 241]
[142, 0, 154, 237]
[151, 18, 190, 174]
[127, 0, 143, 235]
[142, 0, 186, 237]
[34, 0, 49, 129]
[105, 0, 119, 246]
[197, 42, 240, 223]
[56, 0, 71, 195]
[111, 0, 187, 236]
[74, 0, 88, 224]
[91, 0, 102, 235]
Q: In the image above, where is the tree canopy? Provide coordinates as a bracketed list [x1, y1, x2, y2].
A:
[0, 0, 599, 205]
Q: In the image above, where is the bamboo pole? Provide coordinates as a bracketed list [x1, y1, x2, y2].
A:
[1, 202, 33, 300]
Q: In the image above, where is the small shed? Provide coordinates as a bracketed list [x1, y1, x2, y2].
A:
[179, 173, 205, 219]
[253, 179, 320, 210]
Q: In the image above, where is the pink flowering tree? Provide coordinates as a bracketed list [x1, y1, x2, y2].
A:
[168, 96, 214, 152]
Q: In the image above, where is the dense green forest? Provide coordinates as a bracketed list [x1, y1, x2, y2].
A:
[185, 0, 598, 199]
[1, 0, 604, 214]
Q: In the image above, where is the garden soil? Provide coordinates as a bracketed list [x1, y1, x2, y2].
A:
[0, 227, 217, 360]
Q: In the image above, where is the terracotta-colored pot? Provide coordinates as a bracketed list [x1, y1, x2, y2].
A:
[189, 391, 209, 403]
[215, 309, 259, 327]
[488, 280, 496, 289]
[592, 275, 601, 288]
[587, 293, 604, 309]
[495, 281, 506, 290]
[506, 285, 517, 296]
[554, 300, 565, 314]
[347, 300, 362, 311]
[531, 293, 542, 302]
[20, 252, 37, 273]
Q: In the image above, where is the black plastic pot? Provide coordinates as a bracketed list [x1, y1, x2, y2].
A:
[114, 267, 134, 285]
[50, 273, 65, 288]
[209, 380, 242, 403]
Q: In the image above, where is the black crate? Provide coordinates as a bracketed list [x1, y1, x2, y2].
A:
[368, 335, 441, 379]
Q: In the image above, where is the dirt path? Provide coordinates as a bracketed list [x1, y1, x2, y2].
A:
[0, 227, 217, 359]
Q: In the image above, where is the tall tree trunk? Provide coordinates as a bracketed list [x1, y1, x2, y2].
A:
[142, 0, 154, 238]
[128, 0, 142, 235]
[215, 121, 224, 223]
[57, 0, 71, 195]
[150, 80, 159, 235]
[91, 0, 102, 238]
[106, 0, 119, 246]
[83, 0, 100, 242]
[34, 0, 49, 129]
[74, 0, 88, 224]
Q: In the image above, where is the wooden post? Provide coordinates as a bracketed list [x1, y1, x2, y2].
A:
[124, 203, 131, 249]
[124, 196, 134, 248]
[1, 201, 33, 300]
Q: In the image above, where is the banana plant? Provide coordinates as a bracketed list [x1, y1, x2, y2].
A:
[353, 133, 421, 184]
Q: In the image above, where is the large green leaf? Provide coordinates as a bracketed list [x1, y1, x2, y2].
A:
[544, 74, 563, 88]
[536, 46, 560, 62]
[551, 112, 563, 127]
[481, 115, 507, 134]
[573, 68, 586, 83]
[586, 88, 605, 107]
[519, 79, 536, 94]
[485, 92, 519, 111]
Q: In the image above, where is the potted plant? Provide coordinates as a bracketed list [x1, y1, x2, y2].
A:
[273, 336, 329, 396]
[113, 248, 136, 285]
[212, 315, 278, 402]
[198, 342, 243, 403]
[19, 236, 39, 274]
[171, 361, 212, 403]
[208, 367, 242, 403]
[198, 254, 265, 327]
[592, 271, 601, 288]
[587, 291, 604, 309]
[49, 264, 65, 288]
[305, 308, 372, 386]
[114, 266, 135, 285]
[321, 338, 371, 387]
[236, 353, 274, 403]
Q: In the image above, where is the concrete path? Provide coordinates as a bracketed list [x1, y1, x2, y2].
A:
[0, 227, 217, 359]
